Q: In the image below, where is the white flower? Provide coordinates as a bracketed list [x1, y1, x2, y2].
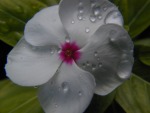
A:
[5, 0, 134, 113]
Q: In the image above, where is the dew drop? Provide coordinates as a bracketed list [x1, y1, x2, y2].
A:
[97, 57, 100, 61]
[78, 91, 82, 96]
[105, 11, 123, 26]
[91, 2, 96, 8]
[92, 67, 96, 71]
[55, 104, 58, 108]
[78, 14, 83, 20]
[93, 6, 101, 16]
[90, 16, 96, 23]
[86, 61, 90, 66]
[62, 82, 69, 93]
[110, 37, 115, 42]
[98, 15, 102, 20]
[71, 20, 75, 24]
[98, 62, 102, 67]
[94, 51, 98, 57]
[117, 60, 132, 79]
[50, 49, 55, 54]
[85, 28, 90, 33]
[79, 2, 83, 6]
[92, 64, 96, 71]
[78, 7, 84, 14]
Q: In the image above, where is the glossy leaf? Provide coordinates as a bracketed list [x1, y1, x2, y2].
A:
[85, 91, 116, 113]
[134, 38, 150, 47]
[113, 0, 150, 38]
[134, 38, 150, 66]
[0, 79, 44, 113]
[133, 58, 150, 82]
[0, 0, 58, 46]
[115, 74, 150, 113]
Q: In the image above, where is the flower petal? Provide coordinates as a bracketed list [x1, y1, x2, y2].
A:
[5, 38, 61, 86]
[38, 62, 95, 113]
[24, 5, 66, 46]
[59, 0, 123, 47]
[76, 24, 134, 95]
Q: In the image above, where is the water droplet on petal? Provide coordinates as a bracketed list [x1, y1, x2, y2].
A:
[85, 28, 90, 33]
[78, 91, 82, 96]
[50, 49, 55, 54]
[97, 57, 100, 61]
[93, 6, 101, 16]
[71, 20, 75, 24]
[78, 14, 83, 20]
[79, 2, 83, 6]
[62, 82, 69, 93]
[117, 60, 132, 79]
[110, 37, 115, 42]
[90, 15, 96, 23]
[98, 62, 102, 67]
[98, 15, 102, 20]
[86, 61, 90, 66]
[94, 51, 98, 57]
[92, 64, 96, 71]
[55, 104, 58, 108]
[105, 11, 123, 26]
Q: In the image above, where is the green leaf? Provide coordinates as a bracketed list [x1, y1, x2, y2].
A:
[139, 47, 150, 66]
[133, 58, 150, 82]
[85, 91, 116, 113]
[0, 0, 59, 46]
[113, 0, 150, 38]
[134, 38, 150, 66]
[115, 74, 150, 113]
[0, 79, 44, 113]
[39, 0, 60, 5]
[134, 38, 150, 47]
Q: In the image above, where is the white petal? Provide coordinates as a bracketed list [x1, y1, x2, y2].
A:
[76, 24, 134, 95]
[24, 5, 66, 46]
[38, 62, 95, 113]
[59, 0, 123, 47]
[5, 38, 61, 86]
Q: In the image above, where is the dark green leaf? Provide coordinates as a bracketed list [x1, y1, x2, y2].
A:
[85, 91, 116, 113]
[39, 0, 60, 5]
[133, 58, 150, 82]
[134, 38, 150, 66]
[139, 47, 150, 66]
[115, 74, 150, 113]
[113, 0, 150, 38]
[0, 79, 44, 113]
[0, 0, 60, 46]
[134, 38, 150, 47]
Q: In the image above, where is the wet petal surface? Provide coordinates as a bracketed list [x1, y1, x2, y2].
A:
[38, 62, 95, 113]
[5, 38, 61, 86]
[76, 24, 134, 95]
[59, 0, 123, 47]
[25, 5, 66, 47]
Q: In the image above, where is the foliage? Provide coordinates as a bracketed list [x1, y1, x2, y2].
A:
[0, 0, 150, 113]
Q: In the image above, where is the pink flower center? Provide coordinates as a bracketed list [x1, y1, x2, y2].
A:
[59, 41, 81, 64]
